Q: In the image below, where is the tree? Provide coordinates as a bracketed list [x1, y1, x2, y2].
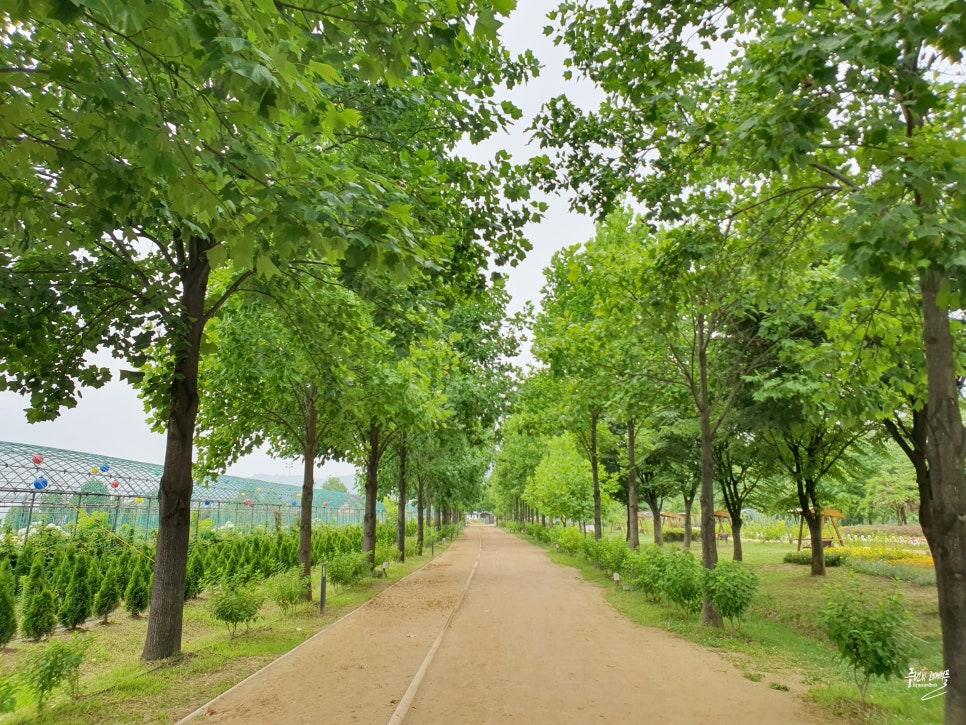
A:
[322, 478, 349, 494]
[93, 565, 122, 624]
[524, 435, 595, 527]
[59, 552, 93, 630]
[124, 558, 151, 618]
[21, 556, 56, 641]
[1, 0, 537, 662]
[536, 4, 966, 717]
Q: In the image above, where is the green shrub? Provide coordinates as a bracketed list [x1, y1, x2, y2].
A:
[326, 552, 370, 587]
[184, 549, 206, 600]
[596, 538, 630, 574]
[617, 545, 668, 599]
[0, 562, 17, 647]
[661, 548, 703, 614]
[662, 528, 700, 543]
[92, 565, 121, 624]
[208, 584, 264, 638]
[703, 561, 758, 632]
[556, 527, 585, 556]
[374, 543, 401, 568]
[822, 577, 913, 706]
[58, 553, 93, 630]
[266, 569, 310, 612]
[20, 635, 90, 715]
[783, 549, 847, 566]
[21, 587, 57, 641]
[124, 558, 151, 617]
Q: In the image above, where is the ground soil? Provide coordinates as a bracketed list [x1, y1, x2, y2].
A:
[179, 526, 836, 724]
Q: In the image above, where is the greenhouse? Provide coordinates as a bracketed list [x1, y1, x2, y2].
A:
[0, 440, 385, 538]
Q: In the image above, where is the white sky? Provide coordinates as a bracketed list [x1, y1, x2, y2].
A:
[0, 2, 597, 480]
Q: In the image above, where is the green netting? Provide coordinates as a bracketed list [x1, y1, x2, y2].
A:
[0, 440, 382, 537]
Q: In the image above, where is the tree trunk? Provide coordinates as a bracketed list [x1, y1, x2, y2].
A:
[920, 268, 966, 724]
[683, 493, 695, 551]
[363, 424, 380, 566]
[416, 475, 425, 555]
[731, 518, 743, 562]
[397, 440, 407, 563]
[142, 235, 211, 661]
[627, 419, 640, 550]
[299, 395, 316, 601]
[796, 478, 825, 576]
[590, 411, 602, 541]
[697, 314, 723, 628]
[645, 492, 663, 546]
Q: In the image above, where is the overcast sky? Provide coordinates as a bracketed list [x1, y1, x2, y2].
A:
[0, 2, 598, 480]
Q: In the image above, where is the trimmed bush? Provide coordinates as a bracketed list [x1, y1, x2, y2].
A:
[703, 560, 758, 632]
[124, 558, 151, 617]
[184, 549, 205, 601]
[595, 538, 630, 574]
[21, 587, 57, 641]
[92, 565, 121, 624]
[59, 553, 93, 630]
[784, 549, 847, 566]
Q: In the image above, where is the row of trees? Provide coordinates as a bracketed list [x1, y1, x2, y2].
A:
[1, 0, 533, 662]
[501, 2, 965, 721]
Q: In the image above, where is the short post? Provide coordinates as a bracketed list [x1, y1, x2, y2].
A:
[319, 562, 327, 614]
[382, 561, 388, 578]
[431, 540, 434, 558]
[613, 571, 621, 589]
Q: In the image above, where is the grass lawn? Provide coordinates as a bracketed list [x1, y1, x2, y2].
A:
[542, 538, 943, 724]
[0, 544, 451, 723]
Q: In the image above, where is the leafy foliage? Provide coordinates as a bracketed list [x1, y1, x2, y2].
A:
[266, 570, 310, 613]
[208, 584, 264, 638]
[703, 561, 758, 632]
[660, 548, 703, 615]
[326, 553, 371, 587]
[822, 578, 914, 706]
[0, 562, 17, 648]
[20, 635, 90, 715]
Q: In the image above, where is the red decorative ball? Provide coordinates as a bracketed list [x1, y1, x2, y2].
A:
[110, 480, 120, 489]
[31, 454, 44, 465]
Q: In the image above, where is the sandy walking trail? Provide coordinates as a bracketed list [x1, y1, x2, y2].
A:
[181, 527, 834, 724]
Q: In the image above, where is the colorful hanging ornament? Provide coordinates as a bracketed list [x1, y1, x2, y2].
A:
[243, 498, 253, 507]
[204, 500, 211, 506]
[110, 480, 120, 489]
[31, 454, 44, 465]
[135, 497, 144, 504]
[91, 466, 100, 475]
[32, 478, 48, 490]
[99, 464, 109, 473]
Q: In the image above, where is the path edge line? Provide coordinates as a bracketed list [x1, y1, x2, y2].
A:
[387, 534, 483, 725]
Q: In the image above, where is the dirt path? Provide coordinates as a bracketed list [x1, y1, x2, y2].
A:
[180, 527, 835, 724]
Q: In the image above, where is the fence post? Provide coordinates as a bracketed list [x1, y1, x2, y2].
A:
[112, 496, 121, 532]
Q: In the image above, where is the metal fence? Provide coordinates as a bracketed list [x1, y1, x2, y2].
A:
[0, 441, 382, 539]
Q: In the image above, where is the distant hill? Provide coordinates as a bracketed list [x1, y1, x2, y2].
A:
[249, 473, 357, 493]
